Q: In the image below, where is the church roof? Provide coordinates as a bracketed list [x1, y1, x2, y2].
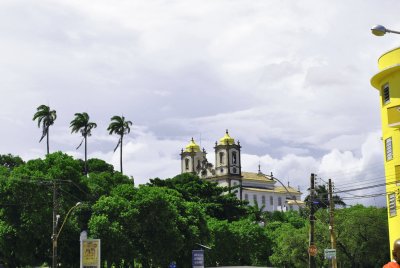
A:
[241, 171, 302, 194]
[184, 138, 201, 152]
[242, 186, 301, 195]
[241, 171, 274, 182]
[218, 130, 235, 145]
[274, 186, 302, 194]
[287, 200, 306, 206]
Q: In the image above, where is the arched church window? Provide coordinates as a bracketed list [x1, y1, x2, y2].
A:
[232, 151, 237, 164]
[219, 152, 224, 164]
[197, 159, 201, 170]
[185, 158, 189, 170]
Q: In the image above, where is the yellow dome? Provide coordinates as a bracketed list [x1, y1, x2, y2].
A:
[219, 130, 235, 145]
[185, 138, 201, 152]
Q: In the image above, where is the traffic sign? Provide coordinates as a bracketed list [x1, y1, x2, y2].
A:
[308, 245, 318, 256]
[192, 250, 204, 268]
[324, 249, 336, 259]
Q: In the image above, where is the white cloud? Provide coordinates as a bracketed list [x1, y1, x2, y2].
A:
[0, 0, 394, 206]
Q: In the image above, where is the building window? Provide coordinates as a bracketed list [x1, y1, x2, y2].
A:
[185, 158, 189, 170]
[278, 197, 282, 206]
[219, 152, 224, 164]
[383, 84, 390, 105]
[244, 194, 248, 201]
[389, 193, 397, 217]
[232, 151, 237, 164]
[270, 196, 273, 206]
[386, 137, 393, 161]
[196, 160, 201, 170]
[261, 195, 266, 205]
[253, 195, 257, 204]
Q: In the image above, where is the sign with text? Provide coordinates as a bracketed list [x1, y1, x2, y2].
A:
[324, 248, 336, 259]
[82, 239, 101, 268]
[192, 250, 204, 268]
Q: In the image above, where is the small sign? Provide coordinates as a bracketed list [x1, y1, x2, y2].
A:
[324, 249, 336, 259]
[82, 239, 101, 268]
[192, 250, 204, 268]
[308, 245, 317, 256]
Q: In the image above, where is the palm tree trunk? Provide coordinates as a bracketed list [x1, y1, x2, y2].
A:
[120, 135, 123, 174]
[46, 128, 50, 155]
[84, 136, 88, 175]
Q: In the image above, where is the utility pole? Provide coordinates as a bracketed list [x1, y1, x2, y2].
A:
[328, 179, 337, 268]
[309, 173, 317, 268]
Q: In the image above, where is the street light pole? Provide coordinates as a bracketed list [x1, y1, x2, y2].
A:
[371, 25, 400, 36]
[52, 202, 81, 268]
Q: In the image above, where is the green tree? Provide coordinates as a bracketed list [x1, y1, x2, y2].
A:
[70, 112, 97, 175]
[335, 205, 389, 267]
[33, 104, 57, 155]
[0, 154, 24, 171]
[89, 191, 136, 268]
[207, 218, 270, 267]
[107, 115, 132, 174]
[132, 186, 185, 267]
[0, 152, 89, 267]
[268, 222, 310, 267]
[149, 173, 248, 221]
[86, 158, 115, 174]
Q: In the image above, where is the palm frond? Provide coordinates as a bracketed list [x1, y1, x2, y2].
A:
[76, 138, 84, 150]
[39, 127, 47, 142]
[114, 138, 121, 152]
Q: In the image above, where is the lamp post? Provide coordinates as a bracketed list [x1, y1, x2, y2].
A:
[52, 202, 81, 268]
[371, 25, 400, 36]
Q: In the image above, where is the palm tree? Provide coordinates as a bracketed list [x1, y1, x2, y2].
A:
[107, 115, 132, 174]
[304, 184, 346, 210]
[33, 104, 57, 155]
[70, 112, 97, 175]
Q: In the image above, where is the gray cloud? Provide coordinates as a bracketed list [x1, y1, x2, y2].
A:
[0, 0, 395, 205]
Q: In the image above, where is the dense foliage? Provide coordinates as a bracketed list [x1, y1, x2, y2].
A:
[0, 153, 390, 268]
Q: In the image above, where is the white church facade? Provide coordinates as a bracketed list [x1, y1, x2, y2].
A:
[180, 131, 304, 212]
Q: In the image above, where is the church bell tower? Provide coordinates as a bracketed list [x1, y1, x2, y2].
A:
[214, 130, 242, 177]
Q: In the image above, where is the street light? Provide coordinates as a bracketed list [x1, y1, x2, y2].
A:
[52, 202, 81, 268]
[371, 24, 400, 36]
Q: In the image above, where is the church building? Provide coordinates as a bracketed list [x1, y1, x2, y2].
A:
[180, 130, 304, 211]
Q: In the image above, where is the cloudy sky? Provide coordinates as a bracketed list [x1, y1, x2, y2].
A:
[1, 0, 399, 205]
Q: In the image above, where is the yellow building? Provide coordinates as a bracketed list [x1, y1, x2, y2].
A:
[371, 47, 400, 253]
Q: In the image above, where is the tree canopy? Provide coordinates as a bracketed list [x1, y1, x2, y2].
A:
[0, 152, 391, 267]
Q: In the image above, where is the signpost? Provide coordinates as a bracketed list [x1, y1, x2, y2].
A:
[192, 250, 204, 268]
[324, 248, 337, 259]
[81, 239, 101, 268]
